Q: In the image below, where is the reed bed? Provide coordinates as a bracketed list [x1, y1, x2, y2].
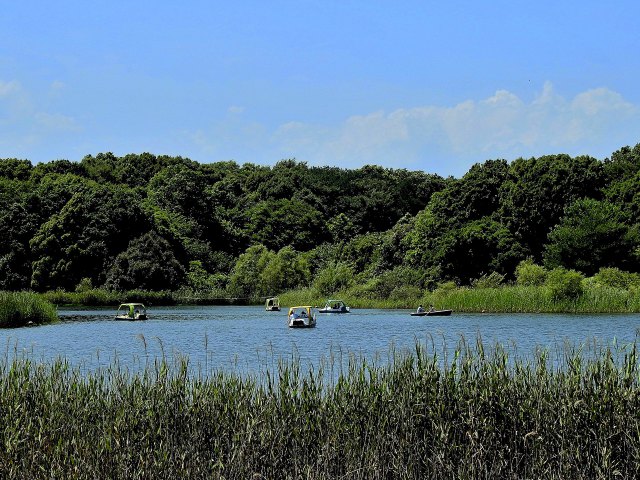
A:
[0, 291, 58, 327]
[42, 289, 179, 307]
[31, 283, 640, 313]
[424, 285, 640, 313]
[1, 340, 639, 479]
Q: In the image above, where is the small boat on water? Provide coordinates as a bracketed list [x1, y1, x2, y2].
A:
[410, 309, 453, 317]
[265, 296, 281, 311]
[318, 299, 350, 314]
[114, 303, 148, 321]
[288, 306, 317, 328]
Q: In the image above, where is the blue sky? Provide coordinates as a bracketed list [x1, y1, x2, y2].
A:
[1, 0, 639, 177]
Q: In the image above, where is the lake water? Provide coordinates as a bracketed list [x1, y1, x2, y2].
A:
[2, 306, 640, 375]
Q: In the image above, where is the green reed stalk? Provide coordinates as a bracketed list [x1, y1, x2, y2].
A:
[0, 291, 58, 327]
[1, 340, 639, 478]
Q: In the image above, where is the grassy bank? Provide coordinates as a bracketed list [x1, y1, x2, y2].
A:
[0, 291, 58, 328]
[41, 288, 251, 307]
[1, 341, 639, 478]
[280, 284, 640, 313]
[31, 282, 640, 313]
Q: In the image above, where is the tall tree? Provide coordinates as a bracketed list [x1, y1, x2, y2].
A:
[499, 154, 605, 261]
[544, 199, 639, 275]
[104, 232, 186, 291]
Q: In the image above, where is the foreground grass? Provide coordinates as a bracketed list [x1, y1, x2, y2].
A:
[0, 291, 58, 328]
[1, 341, 639, 479]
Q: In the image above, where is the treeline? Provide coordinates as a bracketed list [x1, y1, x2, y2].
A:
[1, 144, 639, 299]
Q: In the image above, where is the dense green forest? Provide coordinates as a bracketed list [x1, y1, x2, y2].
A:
[1, 144, 639, 300]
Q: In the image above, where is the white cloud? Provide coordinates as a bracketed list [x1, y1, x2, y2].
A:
[266, 82, 639, 174]
[228, 105, 245, 114]
[0, 80, 21, 97]
[0, 79, 82, 156]
[34, 112, 80, 132]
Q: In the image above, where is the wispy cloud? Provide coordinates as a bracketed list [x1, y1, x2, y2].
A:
[0, 79, 81, 156]
[0, 80, 21, 97]
[34, 112, 80, 132]
[266, 82, 639, 174]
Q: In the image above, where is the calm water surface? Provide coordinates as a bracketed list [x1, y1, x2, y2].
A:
[2, 306, 640, 375]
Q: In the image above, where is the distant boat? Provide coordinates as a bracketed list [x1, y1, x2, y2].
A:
[318, 299, 350, 314]
[410, 309, 452, 317]
[288, 306, 317, 328]
[265, 296, 281, 311]
[115, 303, 148, 321]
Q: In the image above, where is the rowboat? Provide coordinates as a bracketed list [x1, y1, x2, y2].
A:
[410, 309, 453, 317]
[318, 299, 350, 314]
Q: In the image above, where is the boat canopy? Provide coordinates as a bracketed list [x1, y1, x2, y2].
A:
[117, 303, 146, 317]
[325, 299, 347, 307]
[265, 297, 280, 307]
[288, 306, 313, 317]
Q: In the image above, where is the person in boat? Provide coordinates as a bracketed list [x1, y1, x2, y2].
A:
[416, 305, 425, 314]
[289, 310, 298, 322]
[134, 308, 140, 319]
[429, 304, 435, 313]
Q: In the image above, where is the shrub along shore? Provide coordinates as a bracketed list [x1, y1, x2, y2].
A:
[28, 283, 640, 314]
[3, 262, 640, 329]
[31, 263, 640, 314]
[0, 291, 58, 328]
[0, 341, 638, 479]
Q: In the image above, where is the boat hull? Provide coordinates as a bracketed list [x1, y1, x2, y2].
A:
[288, 319, 316, 328]
[410, 310, 452, 317]
[318, 308, 350, 314]
[114, 314, 147, 321]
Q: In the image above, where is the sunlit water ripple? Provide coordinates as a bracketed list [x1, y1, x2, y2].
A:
[2, 306, 640, 376]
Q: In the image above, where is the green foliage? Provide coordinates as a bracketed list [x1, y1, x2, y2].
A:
[245, 198, 327, 252]
[104, 233, 186, 291]
[545, 267, 584, 300]
[227, 245, 274, 298]
[313, 262, 354, 296]
[75, 277, 93, 293]
[472, 271, 506, 288]
[355, 266, 425, 299]
[590, 267, 640, 290]
[0, 201, 38, 290]
[3, 344, 640, 477]
[30, 184, 149, 291]
[435, 280, 457, 294]
[499, 154, 605, 261]
[259, 246, 310, 295]
[0, 158, 33, 180]
[185, 260, 227, 292]
[430, 217, 525, 284]
[2, 146, 640, 297]
[544, 199, 638, 275]
[515, 259, 548, 286]
[0, 291, 57, 327]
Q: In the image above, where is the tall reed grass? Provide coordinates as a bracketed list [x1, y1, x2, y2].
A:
[0, 291, 58, 327]
[31, 283, 640, 313]
[42, 289, 179, 306]
[1, 340, 639, 478]
[281, 285, 640, 313]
